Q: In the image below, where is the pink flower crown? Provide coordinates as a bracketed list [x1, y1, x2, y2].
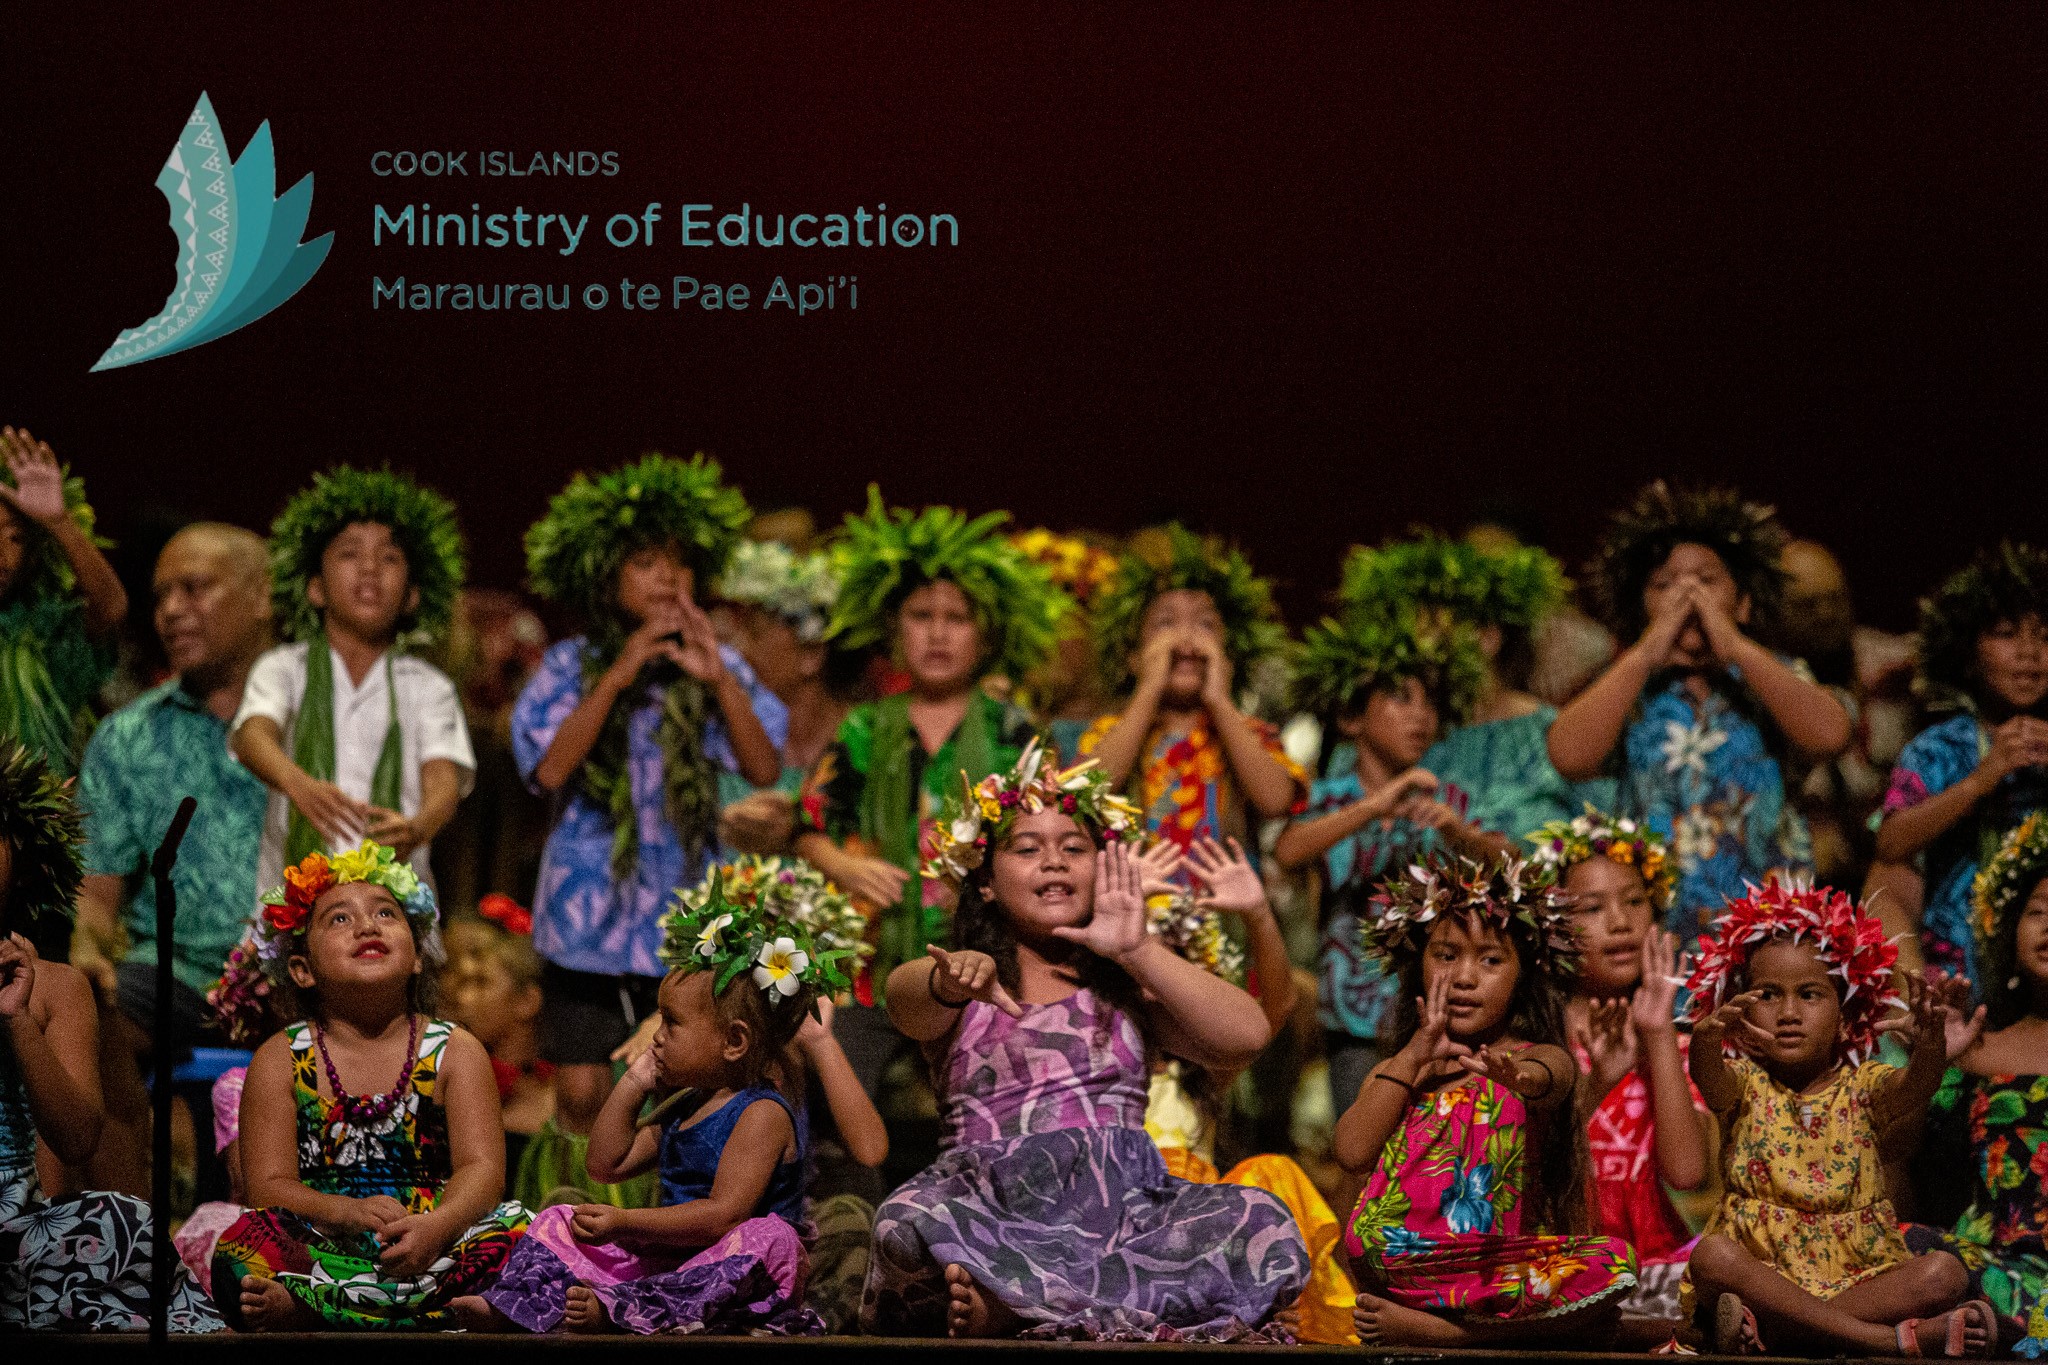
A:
[1682, 875, 1903, 1065]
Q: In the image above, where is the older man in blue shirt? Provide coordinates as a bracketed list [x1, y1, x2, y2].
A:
[73, 522, 272, 1195]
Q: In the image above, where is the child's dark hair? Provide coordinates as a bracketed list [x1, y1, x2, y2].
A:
[1587, 480, 1789, 642]
[1985, 868, 2048, 1030]
[955, 848, 1149, 1051]
[677, 964, 815, 1089]
[1386, 914, 1590, 1235]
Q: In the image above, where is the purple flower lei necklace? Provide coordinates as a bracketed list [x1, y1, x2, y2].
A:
[311, 1011, 422, 1136]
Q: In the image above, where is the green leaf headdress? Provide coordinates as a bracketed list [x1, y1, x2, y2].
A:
[0, 739, 84, 935]
[825, 487, 1069, 681]
[1290, 605, 1487, 725]
[1090, 524, 1285, 694]
[1916, 542, 2048, 715]
[1339, 531, 1569, 634]
[269, 466, 467, 644]
[1586, 480, 1789, 641]
[526, 453, 752, 629]
[659, 864, 853, 1015]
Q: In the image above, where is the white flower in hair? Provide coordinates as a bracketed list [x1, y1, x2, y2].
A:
[753, 936, 810, 996]
[695, 912, 734, 959]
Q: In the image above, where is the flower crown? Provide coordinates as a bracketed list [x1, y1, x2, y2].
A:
[667, 855, 873, 973]
[1361, 854, 1580, 979]
[922, 739, 1143, 890]
[252, 841, 441, 985]
[714, 540, 840, 643]
[1527, 808, 1678, 913]
[1682, 875, 1902, 1066]
[1974, 810, 2048, 968]
[477, 893, 533, 936]
[1009, 528, 1120, 608]
[207, 928, 274, 1045]
[658, 863, 853, 1006]
[1147, 884, 1246, 984]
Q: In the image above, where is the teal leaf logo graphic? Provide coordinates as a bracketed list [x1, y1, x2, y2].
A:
[91, 92, 332, 372]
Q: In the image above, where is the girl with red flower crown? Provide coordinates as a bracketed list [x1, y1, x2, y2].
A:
[1681, 876, 1994, 1356]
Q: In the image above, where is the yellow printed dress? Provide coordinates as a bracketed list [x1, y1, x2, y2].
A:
[1682, 1057, 1912, 1314]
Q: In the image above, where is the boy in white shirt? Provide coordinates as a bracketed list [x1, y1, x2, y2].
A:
[231, 467, 474, 901]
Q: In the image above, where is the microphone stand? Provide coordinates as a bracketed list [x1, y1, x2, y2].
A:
[148, 796, 196, 1349]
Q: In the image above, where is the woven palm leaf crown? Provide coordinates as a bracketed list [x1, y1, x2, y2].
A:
[269, 466, 466, 643]
[826, 486, 1068, 681]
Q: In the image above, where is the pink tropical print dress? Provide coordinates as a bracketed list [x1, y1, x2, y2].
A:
[1346, 1073, 1638, 1320]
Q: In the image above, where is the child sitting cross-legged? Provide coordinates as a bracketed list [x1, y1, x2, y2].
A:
[453, 874, 840, 1335]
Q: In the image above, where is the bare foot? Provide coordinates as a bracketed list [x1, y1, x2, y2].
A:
[1275, 1297, 1303, 1340]
[563, 1284, 616, 1334]
[1351, 1290, 1466, 1348]
[449, 1295, 518, 1333]
[239, 1276, 313, 1332]
[944, 1264, 1019, 1339]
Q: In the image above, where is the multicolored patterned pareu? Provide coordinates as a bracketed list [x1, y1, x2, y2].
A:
[208, 1018, 531, 1328]
[1346, 1075, 1638, 1321]
[861, 989, 1308, 1340]
[1907, 1069, 2048, 1357]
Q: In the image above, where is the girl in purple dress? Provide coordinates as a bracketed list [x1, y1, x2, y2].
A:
[859, 742, 1308, 1340]
[453, 877, 846, 1335]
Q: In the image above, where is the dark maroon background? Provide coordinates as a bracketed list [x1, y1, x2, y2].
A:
[9, 6, 2045, 632]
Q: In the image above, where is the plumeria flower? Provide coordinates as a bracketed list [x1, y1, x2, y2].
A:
[753, 937, 809, 996]
[696, 912, 734, 959]
[1661, 719, 1728, 775]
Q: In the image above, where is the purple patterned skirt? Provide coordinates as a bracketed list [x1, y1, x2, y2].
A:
[860, 1124, 1307, 1340]
[481, 1204, 820, 1335]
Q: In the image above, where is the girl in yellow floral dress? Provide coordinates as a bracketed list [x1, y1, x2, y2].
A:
[1682, 876, 1993, 1356]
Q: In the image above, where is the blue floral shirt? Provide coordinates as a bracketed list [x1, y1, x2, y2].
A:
[1419, 706, 1618, 848]
[1881, 712, 2048, 983]
[1617, 665, 1814, 945]
[1309, 769, 1462, 1041]
[78, 679, 270, 995]
[513, 638, 788, 978]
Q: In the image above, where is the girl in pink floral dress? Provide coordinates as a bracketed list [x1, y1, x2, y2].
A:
[1334, 855, 1638, 1348]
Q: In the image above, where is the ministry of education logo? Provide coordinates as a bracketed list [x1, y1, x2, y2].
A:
[91, 92, 332, 372]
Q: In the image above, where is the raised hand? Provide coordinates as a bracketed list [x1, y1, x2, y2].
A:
[1636, 586, 1698, 670]
[1394, 972, 1474, 1074]
[363, 807, 421, 860]
[925, 945, 1023, 1018]
[1982, 717, 2048, 785]
[797, 993, 837, 1051]
[672, 594, 732, 685]
[1694, 989, 1773, 1055]
[1185, 836, 1268, 918]
[0, 427, 68, 526]
[1459, 1040, 1529, 1090]
[1369, 768, 1440, 823]
[1689, 584, 1750, 664]
[610, 608, 690, 685]
[1630, 928, 1686, 1037]
[835, 852, 912, 911]
[1050, 838, 1148, 962]
[1190, 629, 1235, 707]
[1572, 997, 1638, 1099]
[0, 933, 37, 1018]
[1133, 838, 1186, 899]
[1133, 628, 1180, 697]
[1933, 969, 1989, 1061]
[1877, 969, 1977, 1060]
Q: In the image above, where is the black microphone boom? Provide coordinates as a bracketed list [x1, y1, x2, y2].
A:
[148, 795, 196, 1348]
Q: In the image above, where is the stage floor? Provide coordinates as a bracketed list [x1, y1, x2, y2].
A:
[45, 1338, 1897, 1365]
